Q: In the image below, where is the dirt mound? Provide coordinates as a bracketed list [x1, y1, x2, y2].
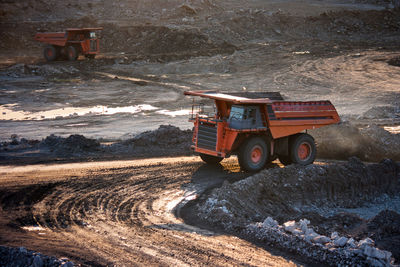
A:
[367, 210, 400, 260]
[114, 125, 192, 156]
[101, 24, 236, 60]
[2, 63, 79, 77]
[213, 8, 400, 45]
[0, 246, 75, 267]
[311, 122, 400, 161]
[193, 158, 400, 265]
[41, 134, 100, 155]
[0, 125, 193, 164]
[361, 106, 400, 119]
[2, 6, 400, 59]
[197, 157, 399, 226]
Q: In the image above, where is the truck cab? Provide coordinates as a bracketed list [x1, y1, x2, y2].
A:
[228, 105, 265, 130]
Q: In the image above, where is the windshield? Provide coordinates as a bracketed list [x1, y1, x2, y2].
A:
[229, 105, 245, 120]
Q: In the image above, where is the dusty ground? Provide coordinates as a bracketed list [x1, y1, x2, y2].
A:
[1, 0, 400, 266]
[0, 158, 305, 266]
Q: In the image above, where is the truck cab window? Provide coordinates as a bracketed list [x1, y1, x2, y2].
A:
[229, 105, 245, 120]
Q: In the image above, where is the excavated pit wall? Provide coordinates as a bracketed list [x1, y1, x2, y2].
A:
[194, 158, 400, 265]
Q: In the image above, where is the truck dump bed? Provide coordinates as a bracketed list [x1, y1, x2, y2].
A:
[35, 32, 67, 47]
[267, 100, 339, 138]
[184, 90, 340, 139]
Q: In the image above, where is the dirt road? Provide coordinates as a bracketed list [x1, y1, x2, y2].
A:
[0, 157, 304, 266]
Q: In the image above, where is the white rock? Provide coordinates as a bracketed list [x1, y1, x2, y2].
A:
[305, 228, 316, 235]
[364, 246, 392, 261]
[347, 237, 357, 248]
[366, 256, 385, 267]
[292, 229, 303, 236]
[304, 228, 318, 242]
[358, 237, 374, 249]
[312, 235, 331, 244]
[299, 218, 310, 232]
[333, 236, 348, 247]
[262, 217, 278, 228]
[331, 231, 339, 240]
[283, 220, 296, 233]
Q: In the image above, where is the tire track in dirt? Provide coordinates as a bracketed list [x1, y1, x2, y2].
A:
[0, 158, 298, 266]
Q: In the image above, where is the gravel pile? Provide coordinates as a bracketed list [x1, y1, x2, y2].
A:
[195, 158, 400, 265]
[246, 217, 394, 266]
[126, 124, 192, 147]
[2, 64, 79, 78]
[0, 125, 193, 163]
[41, 134, 101, 155]
[113, 124, 193, 156]
[0, 246, 74, 267]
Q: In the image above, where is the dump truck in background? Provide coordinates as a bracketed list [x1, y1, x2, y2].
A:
[35, 28, 103, 61]
[184, 90, 340, 172]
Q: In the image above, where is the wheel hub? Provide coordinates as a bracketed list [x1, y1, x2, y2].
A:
[251, 145, 263, 164]
[298, 142, 311, 161]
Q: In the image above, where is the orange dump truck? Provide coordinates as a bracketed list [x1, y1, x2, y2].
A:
[35, 28, 103, 61]
[184, 90, 340, 172]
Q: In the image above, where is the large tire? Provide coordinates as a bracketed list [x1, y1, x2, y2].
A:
[43, 45, 57, 61]
[290, 133, 316, 165]
[238, 136, 268, 172]
[67, 46, 78, 61]
[199, 153, 223, 164]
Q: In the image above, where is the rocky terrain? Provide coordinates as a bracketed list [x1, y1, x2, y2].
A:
[190, 158, 400, 265]
[0, 0, 400, 266]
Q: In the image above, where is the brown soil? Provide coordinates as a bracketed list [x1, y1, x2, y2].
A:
[0, 158, 302, 266]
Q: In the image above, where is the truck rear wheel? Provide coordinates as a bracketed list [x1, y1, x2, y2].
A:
[238, 137, 268, 172]
[43, 45, 57, 61]
[67, 46, 78, 61]
[290, 133, 316, 165]
[199, 153, 223, 164]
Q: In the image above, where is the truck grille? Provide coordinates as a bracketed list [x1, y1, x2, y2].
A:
[90, 40, 97, 51]
[197, 122, 217, 151]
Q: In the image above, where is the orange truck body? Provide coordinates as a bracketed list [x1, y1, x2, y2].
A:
[35, 28, 103, 61]
[184, 90, 340, 171]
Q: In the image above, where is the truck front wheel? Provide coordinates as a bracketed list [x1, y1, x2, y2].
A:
[43, 45, 57, 61]
[238, 137, 268, 172]
[199, 153, 223, 164]
[290, 133, 316, 165]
